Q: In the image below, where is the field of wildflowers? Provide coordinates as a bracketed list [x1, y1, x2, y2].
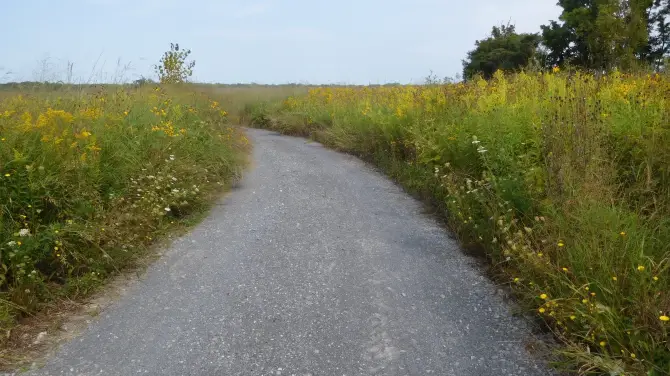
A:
[0, 84, 248, 357]
[247, 71, 670, 375]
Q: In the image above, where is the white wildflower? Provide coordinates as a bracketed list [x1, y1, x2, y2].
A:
[164, 207, 171, 212]
[169, 155, 175, 161]
[18, 228, 30, 237]
[7, 241, 17, 247]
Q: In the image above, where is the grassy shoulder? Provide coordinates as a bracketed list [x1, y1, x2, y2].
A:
[0, 84, 249, 366]
[245, 71, 670, 376]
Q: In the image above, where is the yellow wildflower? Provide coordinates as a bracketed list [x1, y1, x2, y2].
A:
[660, 315, 670, 322]
[557, 241, 565, 247]
[540, 294, 548, 300]
[538, 308, 546, 313]
[637, 265, 645, 271]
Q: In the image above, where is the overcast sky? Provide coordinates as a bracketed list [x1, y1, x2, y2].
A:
[0, 0, 561, 84]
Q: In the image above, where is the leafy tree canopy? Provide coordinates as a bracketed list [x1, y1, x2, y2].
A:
[462, 24, 542, 80]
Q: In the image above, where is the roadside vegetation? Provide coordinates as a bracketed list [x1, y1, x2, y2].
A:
[0, 45, 252, 366]
[246, 66, 670, 376]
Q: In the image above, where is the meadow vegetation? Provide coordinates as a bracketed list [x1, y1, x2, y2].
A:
[0, 82, 250, 362]
[246, 70, 670, 375]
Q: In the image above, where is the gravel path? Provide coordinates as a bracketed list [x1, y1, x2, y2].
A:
[28, 129, 550, 376]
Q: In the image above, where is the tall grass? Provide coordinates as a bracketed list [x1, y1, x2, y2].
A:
[247, 71, 670, 375]
[0, 84, 248, 350]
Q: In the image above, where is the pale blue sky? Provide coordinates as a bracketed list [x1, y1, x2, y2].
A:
[1, 0, 561, 84]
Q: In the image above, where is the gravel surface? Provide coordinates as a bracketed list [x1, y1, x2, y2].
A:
[27, 129, 551, 376]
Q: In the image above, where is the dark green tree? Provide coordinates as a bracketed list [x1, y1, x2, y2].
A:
[462, 24, 542, 80]
[541, 0, 653, 71]
[648, 0, 670, 68]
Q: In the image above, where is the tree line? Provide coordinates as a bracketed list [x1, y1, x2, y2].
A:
[462, 0, 670, 79]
